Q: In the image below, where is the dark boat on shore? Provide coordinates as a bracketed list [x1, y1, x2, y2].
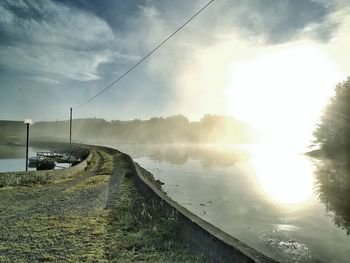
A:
[28, 156, 56, 170]
[28, 156, 38, 168]
[36, 159, 55, 170]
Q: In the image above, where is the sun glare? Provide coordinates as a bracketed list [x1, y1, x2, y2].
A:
[227, 44, 343, 150]
[251, 148, 314, 205]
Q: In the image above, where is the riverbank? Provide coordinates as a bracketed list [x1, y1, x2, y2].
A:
[0, 146, 206, 262]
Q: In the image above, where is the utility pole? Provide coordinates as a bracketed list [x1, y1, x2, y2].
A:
[24, 119, 33, 171]
[55, 119, 58, 143]
[69, 107, 72, 144]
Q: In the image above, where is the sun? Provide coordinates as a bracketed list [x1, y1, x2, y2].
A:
[227, 44, 342, 150]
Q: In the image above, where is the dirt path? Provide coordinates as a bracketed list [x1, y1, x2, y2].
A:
[0, 148, 205, 263]
[0, 149, 115, 262]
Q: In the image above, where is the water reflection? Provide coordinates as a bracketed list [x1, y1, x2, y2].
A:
[0, 145, 37, 172]
[314, 157, 350, 235]
[0, 145, 68, 172]
[251, 148, 314, 205]
[116, 144, 249, 167]
[0, 145, 26, 159]
[107, 143, 350, 262]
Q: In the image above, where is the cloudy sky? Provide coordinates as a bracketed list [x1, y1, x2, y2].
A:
[1, 0, 350, 144]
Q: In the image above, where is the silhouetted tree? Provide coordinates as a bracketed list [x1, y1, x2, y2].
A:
[314, 77, 350, 157]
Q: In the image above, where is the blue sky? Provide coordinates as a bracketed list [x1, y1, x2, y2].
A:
[0, 0, 349, 124]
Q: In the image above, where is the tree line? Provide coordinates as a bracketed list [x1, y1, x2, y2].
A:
[30, 114, 257, 144]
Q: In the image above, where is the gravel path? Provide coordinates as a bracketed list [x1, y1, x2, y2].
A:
[0, 149, 118, 262]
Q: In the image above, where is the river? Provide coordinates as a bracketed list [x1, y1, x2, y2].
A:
[0, 145, 70, 172]
[0, 145, 38, 172]
[108, 143, 350, 263]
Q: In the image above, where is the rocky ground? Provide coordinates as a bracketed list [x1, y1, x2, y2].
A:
[0, 148, 206, 262]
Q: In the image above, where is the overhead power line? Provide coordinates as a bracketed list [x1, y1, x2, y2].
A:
[74, 0, 215, 109]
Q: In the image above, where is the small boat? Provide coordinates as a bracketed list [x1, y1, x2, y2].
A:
[28, 156, 39, 168]
[37, 159, 55, 170]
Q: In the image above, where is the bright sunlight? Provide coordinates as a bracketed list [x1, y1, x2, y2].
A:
[251, 147, 314, 205]
[227, 43, 343, 151]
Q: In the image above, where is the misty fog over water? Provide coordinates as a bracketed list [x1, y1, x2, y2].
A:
[108, 143, 350, 263]
[0, 145, 37, 172]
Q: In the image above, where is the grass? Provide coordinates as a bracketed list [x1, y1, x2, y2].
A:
[0, 149, 112, 262]
[98, 151, 114, 175]
[105, 155, 207, 262]
[1, 213, 109, 262]
[65, 174, 110, 193]
[85, 150, 99, 172]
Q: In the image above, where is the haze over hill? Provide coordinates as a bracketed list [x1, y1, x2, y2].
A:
[0, 115, 257, 145]
[32, 115, 257, 144]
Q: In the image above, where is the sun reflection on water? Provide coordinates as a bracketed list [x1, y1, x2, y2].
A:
[251, 146, 314, 205]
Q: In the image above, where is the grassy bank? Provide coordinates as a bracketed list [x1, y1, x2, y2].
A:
[106, 154, 206, 262]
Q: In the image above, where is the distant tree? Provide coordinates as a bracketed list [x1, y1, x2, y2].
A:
[29, 114, 256, 144]
[314, 77, 350, 156]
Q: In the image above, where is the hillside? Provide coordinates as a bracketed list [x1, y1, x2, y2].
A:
[31, 115, 257, 144]
[0, 120, 26, 145]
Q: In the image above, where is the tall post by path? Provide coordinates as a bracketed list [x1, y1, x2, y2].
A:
[24, 119, 32, 171]
[25, 123, 29, 171]
[55, 119, 58, 142]
[69, 107, 72, 144]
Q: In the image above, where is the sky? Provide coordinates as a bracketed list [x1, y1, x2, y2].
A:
[1, 0, 350, 146]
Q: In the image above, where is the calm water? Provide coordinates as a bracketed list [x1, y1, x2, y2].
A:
[0, 145, 70, 172]
[109, 144, 350, 263]
[0, 145, 37, 172]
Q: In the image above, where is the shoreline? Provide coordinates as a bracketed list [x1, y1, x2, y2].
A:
[0, 143, 276, 262]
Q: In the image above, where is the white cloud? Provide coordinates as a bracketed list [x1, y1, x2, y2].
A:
[137, 5, 159, 17]
[26, 76, 60, 85]
[2, 0, 349, 121]
[0, 4, 14, 25]
[0, 0, 119, 82]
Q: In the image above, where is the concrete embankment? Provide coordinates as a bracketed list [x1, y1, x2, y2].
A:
[115, 147, 277, 263]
